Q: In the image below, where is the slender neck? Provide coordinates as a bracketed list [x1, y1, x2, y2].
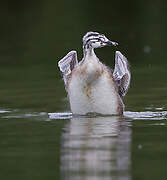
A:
[83, 46, 97, 61]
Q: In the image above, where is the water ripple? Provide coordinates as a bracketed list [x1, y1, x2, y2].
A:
[1, 108, 167, 121]
[49, 111, 167, 121]
[0, 109, 11, 114]
[48, 112, 72, 119]
[124, 111, 167, 120]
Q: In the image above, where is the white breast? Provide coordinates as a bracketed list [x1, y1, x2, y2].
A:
[67, 58, 123, 115]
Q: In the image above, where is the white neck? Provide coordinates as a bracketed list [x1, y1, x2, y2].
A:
[83, 47, 98, 62]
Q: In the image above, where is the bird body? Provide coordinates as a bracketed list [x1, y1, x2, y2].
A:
[58, 32, 130, 115]
[67, 49, 123, 115]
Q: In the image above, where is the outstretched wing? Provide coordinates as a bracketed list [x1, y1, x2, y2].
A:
[113, 51, 131, 96]
[58, 50, 78, 85]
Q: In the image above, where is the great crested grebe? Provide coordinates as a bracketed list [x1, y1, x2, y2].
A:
[58, 31, 130, 115]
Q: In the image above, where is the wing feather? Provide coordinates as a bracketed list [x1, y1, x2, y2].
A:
[113, 51, 131, 96]
[58, 50, 78, 85]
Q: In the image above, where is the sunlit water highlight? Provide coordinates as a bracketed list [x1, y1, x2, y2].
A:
[1, 107, 167, 121]
[0, 108, 48, 120]
[48, 110, 167, 121]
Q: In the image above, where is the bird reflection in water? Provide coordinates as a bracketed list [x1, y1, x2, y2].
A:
[61, 116, 131, 180]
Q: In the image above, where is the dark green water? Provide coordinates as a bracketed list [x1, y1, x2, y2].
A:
[1, 1, 167, 180]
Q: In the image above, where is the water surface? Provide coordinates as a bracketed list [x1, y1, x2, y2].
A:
[1, 94, 167, 180]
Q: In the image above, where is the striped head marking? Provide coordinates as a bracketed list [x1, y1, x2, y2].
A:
[83, 31, 118, 50]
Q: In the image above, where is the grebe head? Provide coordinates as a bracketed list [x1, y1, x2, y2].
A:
[83, 31, 118, 50]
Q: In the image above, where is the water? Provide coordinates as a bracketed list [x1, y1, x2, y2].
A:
[1, 97, 167, 180]
[1, 1, 167, 179]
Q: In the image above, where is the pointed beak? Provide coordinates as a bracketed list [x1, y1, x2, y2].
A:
[106, 40, 118, 46]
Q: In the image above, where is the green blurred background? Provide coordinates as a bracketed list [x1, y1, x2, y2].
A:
[1, 0, 167, 112]
[2, 0, 167, 65]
